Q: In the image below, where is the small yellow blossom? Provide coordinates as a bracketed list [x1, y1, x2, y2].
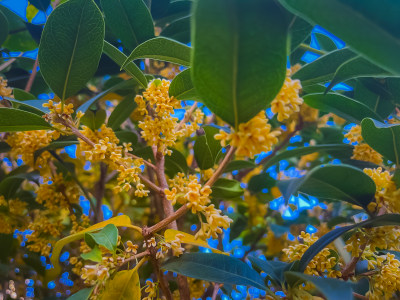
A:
[0, 76, 12, 98]
[125, 241, 138, 254]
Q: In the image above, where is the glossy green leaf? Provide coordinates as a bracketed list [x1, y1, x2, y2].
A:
[278, 164, 376, 210]
[123, 37, 191, 68]
[263, 144, 354, 170]
[315, 33, 337, 52]
[103, 42, 148, 89]
[248, 256, 290, 285]
[80, 246, 102, 262]
[192, 0, 288, 128]
[290, 17, 313, 51]
[114, 131, 138, 146]
[293, 48, 356, 86]
[161, 16, 191, 44]
[107, 97, 136, 130]
[0, 108, 52, 132]
[67, 287, 94, 300]
[162, 253, 266, 290]
[80, 109, 107, 131]
[0, 9, 9, 46]
[0, 175, 26, 199]
[326, 56, 394, 92]
[212, 178, 244, 199]
[169, 69, 199, 101]
[284, 272, 353, 300]
[100, 268, 140, 300]
[194, 126, 222, 170]
[3, 96, 48, 116]
[247, 173, 275, 194]
[101, 0, 154, 51]
[38, 0, 105, 100]
[12, 88, 35, 101]
[304, 93, 383, 123]
[277, 0, 400, 75]
[165, 149, 189, 177]
[85, 224, 118, 252]
[225, 160, 256, 173]
[361, 118, 400, 165]
[299, 214, 400, 272]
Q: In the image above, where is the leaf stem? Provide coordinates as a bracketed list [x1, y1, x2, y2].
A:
[299, 43, 326, 56]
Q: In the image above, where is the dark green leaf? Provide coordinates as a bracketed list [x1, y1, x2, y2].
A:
[361, 118, 400, 165]
[290, 17, 312, 51]
[103, 42, 148, 89]
[80, 109, 107, 131]
[225, 160, 256, 173]
[123, 37, 191, 68]
[29, 0, 50, 11]
[194, 126, 222, 170]
[162, 253, 266, 290]
[161, 16, 190, 44]
[67, 288, 94, 300]
[3, 96, 49, 116]
[284, 272, 353, 300]
[263, 144, 353, 170]
[304, 93, 383, 123]
[169, 69, 199, 101]
[315, 33, 337, 52]
[114, 131, 138, 146]
[12, 88, 35, 101]
[101, 0, 154, 51]
[107, 97, 136, 130]
[293, 48, 356, 86]
[0, 9, 9, 46]
[249, 256, 290, 285]
[85, 224, 118, 252]
[165, 148, 189, 177]
[247, 173, 275, 194]
[0, 175, 26, 199]
[212, 178, 244, 199]
[278, 164, 376, 210]
[326, 56, 394, 93]
[38, 0, 105, 100]
[277, 0, 400, 75]
[192, 0, 288, 128]
[34, 141, 79, 162]
[0, 108, 52, 132]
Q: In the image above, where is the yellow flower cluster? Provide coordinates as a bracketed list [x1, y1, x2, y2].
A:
[367, 253, 400, 300]
[36, 173, 80, 211]
[165, 173, 232, 239]
[215, 111, 280, 158]
[0, 76, 12, 98]
[79, 124, 148, 196]
[0, 196, 28, 234]
[6, 129, 58, 172]
[345, 125, 383, 165]
[157, 233, 185, 259]
[143, 280, 158, 300]
[271, 68, 303, 122]
[43, 99, 83, 133]
[283, 232, 341, 277]
[135, 79, 203, 155]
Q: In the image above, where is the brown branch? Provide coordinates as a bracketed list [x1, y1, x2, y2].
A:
[0, 53, 23, 73]
[127, 152, 156, 170]
[341, 242, 367, 279]
[175, 102, 198, 131]
[118, 250, 150, 268]
[24, 56, 39, 93]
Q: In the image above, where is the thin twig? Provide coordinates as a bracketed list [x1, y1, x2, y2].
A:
[127, 152, 156, 170]
[118, 250, 150, 268]
[299, 43, 326, 56]
[0, 53, 23, 72]
[24, 56, 39, 93]
[205, 146, 236, 187]
[211, 283, 220, 300]
[175, 102, 198, 131]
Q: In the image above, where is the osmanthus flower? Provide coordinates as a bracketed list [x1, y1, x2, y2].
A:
[143, 280, 158, 300]
[165, 172, 232, 239]
[283, 231, 341, 278]
[0, 196, 28, 234]
[135, 79, 204, 155]
[0, 76, 12, 98]
[270, 67, 303, 122]
[125, 240, 138, 254]
[215, 111, 280, 158]
[344, 125, 383, 165]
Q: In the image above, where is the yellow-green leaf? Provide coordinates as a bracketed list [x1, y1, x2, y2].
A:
[100, 269, 140, 300]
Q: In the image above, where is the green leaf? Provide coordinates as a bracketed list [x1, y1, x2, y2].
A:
[114, 131, 138, 146]
[3, 96, 48, 116]
[34, 140, 79, 162]
[326, 56, 394, 93]
[290, 17, 313, 51]
[315, 33, 337, 52]
[162, 253, 266, 290]
[165, 149, 189, 177]
[0, 175, 26, 199]
[67, 287, 94, 300]
[169, 69, 199, 101]
[293, 48, 356, 86]
[103, 42, 148, 89]
[101, 0, 154, 51]
[278, 164, 376, 210]
[84, 224, 118, 252]
[248, 256, 290, 285]
[361, 118, 400, 165]
[80, 246, 102, 262]
[212, 178, 244, 199]
[0, 9, 9, 46]
[191, 0, 288, 128]
[161, 16, 191, 44]
[123, 37, 191, 68]
[0, 108, 52, 132]
[38, 0, 105, 100]
[100, 268, 140, 300]
[12, 88, 35, 101]
[304, 93, 383, 123]
[298, 214, 400, 272]
[80, 109, 107, 131]
[29, 0, 50, 11]
[225, 160, 256, 173]
[0, 142, 11, 153]
[194, 126, 222, 170]
[284, 272, 353, 300]
[107, 97, 136, 130]
[277, 0, 400, 75]
[263, 144, 353, 170]
[247, 173, 275, 194]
